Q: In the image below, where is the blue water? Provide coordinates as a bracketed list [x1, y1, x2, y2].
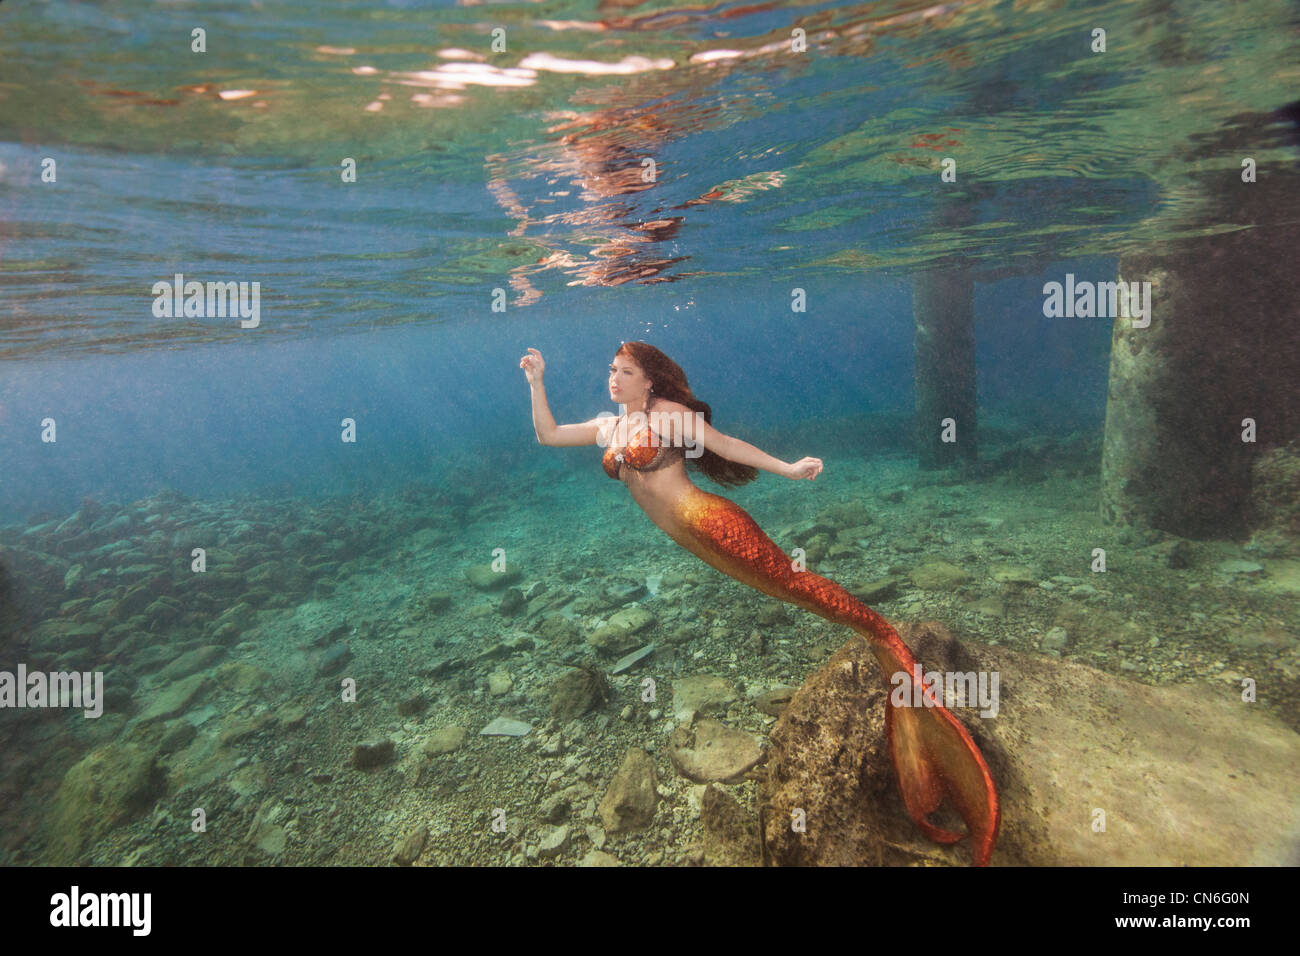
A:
[1, 0, 1298, 869]
[0, 265, 1115, 519]
[5, 0, 1294, 518]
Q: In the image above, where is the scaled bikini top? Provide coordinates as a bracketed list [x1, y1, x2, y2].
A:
[601, 399, 687, 480]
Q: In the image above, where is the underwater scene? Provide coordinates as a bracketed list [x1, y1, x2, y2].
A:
[1, 0, 1298, 871]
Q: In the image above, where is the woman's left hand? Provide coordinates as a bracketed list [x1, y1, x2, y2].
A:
[785, 457, 823, 480]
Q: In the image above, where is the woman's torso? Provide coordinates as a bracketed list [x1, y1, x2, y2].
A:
[601, 396, 696, 524]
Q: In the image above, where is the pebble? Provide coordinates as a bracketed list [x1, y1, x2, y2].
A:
[537, 825, 570, 860]
[480, 717, 532, 737]
[393, 826, 428, 866]
[538, 792, 570, 823]
[1217, 559, 1264, 575]
[611, 643, 655, 674]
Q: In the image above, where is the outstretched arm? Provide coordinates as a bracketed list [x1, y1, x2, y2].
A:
[521, 347, 609, 447]
[682, 411, 823, 480]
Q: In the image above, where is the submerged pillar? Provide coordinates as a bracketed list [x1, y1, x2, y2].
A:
[913, 266, 977, 468]
[1100, 122, 1300, 536]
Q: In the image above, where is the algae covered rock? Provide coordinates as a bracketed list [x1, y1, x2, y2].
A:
[550, 666, 608, 722]
[422, 726, 467, 756]
[908, 560, 972, 590]
[352, 739, 396, 769]
[597, 748, 658, 834]
[586, 606, 656, 657]
[47, 743, 166, 863]
[465, 564, 522, 591]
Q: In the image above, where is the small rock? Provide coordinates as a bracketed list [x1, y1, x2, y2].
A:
[352, 739, 396, 769]
[253, 823, 286, 858]
[850, 576, 901, 602]
[990, 564, 1037, 587]
[397, 694, 427, 716]
[668, 719, 764, 783]
[393, 826, 429, 866]
[422, 726, 467, 755]
[671, 675, 737, 722]
[481, 717, 532, 737]
[499, 587, 525, 615]
[587, 606, 656, 657]
[597, 748, 658, 834]
[465, 564, 522, 590]
[1217, 559, 1264, 575]
[539, 792, 571, 823]
[536, 824, 570, 860]
[909, 560, 973, 590]
[610, 643, 655, 675]
[578, 850, 622, 867]
[550, 667, 607, 722]
[318, 642, 352, 676]
[752, 685, 798, 718]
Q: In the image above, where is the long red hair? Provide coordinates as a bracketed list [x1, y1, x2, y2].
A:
[615, 342, 757, 488]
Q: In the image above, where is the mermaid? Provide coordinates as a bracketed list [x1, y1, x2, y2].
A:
[520, 341, 999, 865]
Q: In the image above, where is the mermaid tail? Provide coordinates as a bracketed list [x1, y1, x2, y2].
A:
[667, 486, 1000, 865]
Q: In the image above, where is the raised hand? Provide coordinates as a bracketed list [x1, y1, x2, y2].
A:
[519, 347, 546, 385]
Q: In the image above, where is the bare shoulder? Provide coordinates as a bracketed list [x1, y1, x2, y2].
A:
[651, 398, 693, 418]
[649, 398, 696, 443]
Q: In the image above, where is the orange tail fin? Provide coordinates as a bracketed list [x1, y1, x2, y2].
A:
[672, 487, 1000, 864]
[869, 643, 1000, 865]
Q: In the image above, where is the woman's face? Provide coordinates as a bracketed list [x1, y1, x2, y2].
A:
[608, 354, 651, 406]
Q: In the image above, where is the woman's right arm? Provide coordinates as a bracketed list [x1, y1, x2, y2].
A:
[521, 347, 607, 447]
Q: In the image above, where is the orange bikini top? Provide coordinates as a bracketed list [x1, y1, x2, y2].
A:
[601, 399, 687, 480]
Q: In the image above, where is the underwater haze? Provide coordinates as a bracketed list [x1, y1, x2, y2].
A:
[1, 0, 1298, 869]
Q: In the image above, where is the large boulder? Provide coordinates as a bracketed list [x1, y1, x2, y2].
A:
[762, 621, 1300, 866]
[46, 743, 166, 864]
